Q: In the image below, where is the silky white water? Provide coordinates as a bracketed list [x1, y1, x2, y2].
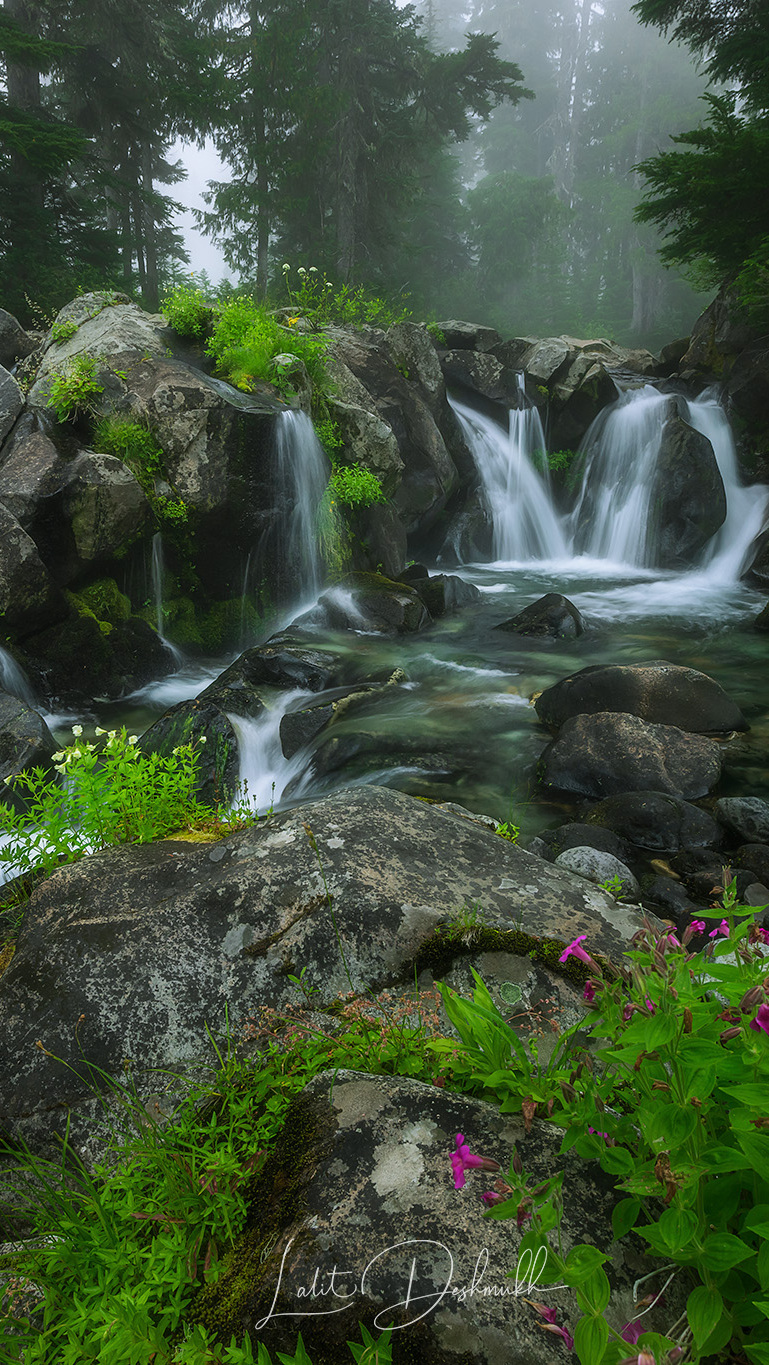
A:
[272, 409, 329, 598]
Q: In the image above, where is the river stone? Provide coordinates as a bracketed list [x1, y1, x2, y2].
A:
[313, 573, 430, 634]
[535, 661, 747, 734]
[668, 848, 754, 904]
[496, 593, 584, 640]
[735, 845, 769, 886]
[553, 848, 639, 899]
[715, 797, 769, 845]
[0, 692, 56, 814]
[642, 876, 698, 919]
[227, 639, 342, 693]
[0, 309, 35, 369]
[138, 697, 241, 806]
[537, 822, 631, 864]
[522, 337, 574, 386]
[194, 1070, 676, 1362]
[410, 572, 482, 617]
[0, 785, 649, 1156]
[439, 350, 520, 404]
[0, 366, 23, 448]
[585, 790, 721, 852]
[650, 412, 727, 567]
[538, 711, 722, 801]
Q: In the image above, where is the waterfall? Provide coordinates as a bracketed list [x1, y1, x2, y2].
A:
[569, 385, 768, 577]
[450, 384, 568, 561]
[151, 533, 183, 665]
[0, 646, 35, 706]
[227, 689, 313, 812]
[271, 410, 330, 598]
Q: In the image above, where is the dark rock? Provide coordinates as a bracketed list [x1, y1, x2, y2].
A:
[658, 337, 690, 376]
[755, 601, 769, 631]
[400, 562, 430, 582]
[735, 844, 769, 885]
[0, 309, 35, 369]
[538, 711, 722, 801]
[641, 876, 698, 918]
[229, 639, 342, 693]
[410, 572, 482, 618]
[744, 882, 769, 907]
[0, 785, 648, 1155]
[434, 320, 502, 352]
[385, 322, 445, 414]
[585, 790, 721, 852]
[138, 697, 241, 806]
[650, 412, 727, 567]
[60, 452, 152, 573]
[535, 661, 747, 734]
[0, 692, 56, 814]
[522, 337, 574, 386]
[668, 848, 753, 903]
[439, 350, 521, 404]
[312, 573, 431, 634]
[0, 366, 23, 448]
[279, 699, 336, 758]
[0, 420, 69, 531]
[715, 797, 769, 844]
[0, 503, 66, 641]
[197, 660, 266, 720]
[537, 822, 631, 864]
[496, 593, 584, 640]
[195, 1070, 679, 1362]
[21, 608, 173, 704]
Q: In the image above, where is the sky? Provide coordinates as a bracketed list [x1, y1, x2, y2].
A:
[172, 138, 231, 283]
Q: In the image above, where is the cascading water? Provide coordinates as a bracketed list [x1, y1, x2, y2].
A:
[450, 383, 568, 561]
[0, 646, 35, 706]
[568, 385, 769, 578]
[270, 409, 330, 599]
[151, 533, 183, 665]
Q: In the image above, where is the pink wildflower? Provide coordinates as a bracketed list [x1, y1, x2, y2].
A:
[708, 919, 730, 939]
[621, 1321, 643, 1344]
[481, 1190, 505, 1207]
[451, 1133, 499, 1189]
[689, 919, 706, 933]
[749, 1003, 769, 1036]
[559, 934, 591, 964]
[528, 1301, 558, 1325]
[540, 1322, 575, 1350]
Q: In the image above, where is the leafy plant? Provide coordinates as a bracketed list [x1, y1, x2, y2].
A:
[162, 280, 213, 339]
[45, 355, 104, 422]
[93, 416, 163, 482]
[435, 881, 769, 1365]
[49, 318, 78, 344]
[206, 296, 329, 400]
[495, 820, 520, 843]
[0, 727, 213, 887]
[281, 264, 412, 330]
[327, 464, 385, 511]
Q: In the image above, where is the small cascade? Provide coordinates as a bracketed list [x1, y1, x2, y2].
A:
[569, 385, 769, 577]
[228, 689, 313, 811]
[450, 386, 568, 561]
[271, 410, 330, 598]
[0, 646, 35, 706]
[151, 533, 183, 665]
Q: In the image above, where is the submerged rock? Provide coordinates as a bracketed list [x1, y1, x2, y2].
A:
[496, 592, 584, 640]
[538, 711, 722, 801]
[535, 661, 747, 734]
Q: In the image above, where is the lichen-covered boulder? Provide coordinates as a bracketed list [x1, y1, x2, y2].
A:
[0, 785, 647, 1156]
[496, 593, 584, 640]
[0, 419, 67, 530]
[536, 661, 747, 734]
[434, 320, 502, 352]
[61, 452, 152, 570]
[439, 349, 521, 404]
[222, 638, 344, 693]
[189, 1070, 678, 1362]
[538, 712, 723, 802]
[385, 321, 445, 414]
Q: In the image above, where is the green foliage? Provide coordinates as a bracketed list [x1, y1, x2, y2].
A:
[437, 881, 769, 1364]
[0, 727, 214, 887]
[282, 264, 412, 330]
[327, 465, 386, 511]
[45, 355, 104, 423]
[205, 296, 329, 400]
[495, 820, 519, 844]
[49, 318, 79, 344]
[736, 237, 769, 330]
[530, 447, 577, 477]
[93, 416, 163, 480]
[314, 417, 344, 456]
[162, 281, 213, 339]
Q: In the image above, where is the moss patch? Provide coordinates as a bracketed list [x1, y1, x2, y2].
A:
[75, 577, 132, 628]
[411, 921, 599, 990]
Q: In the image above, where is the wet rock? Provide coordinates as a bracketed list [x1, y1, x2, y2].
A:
[522, 337, 574, 386]
[138, 697, 241, 807]
[0, 309, 35, 370]
[668, 848, 753, 904]
[61, 452, 152, 572]
[325, 393, 404, 496]
[0, 785, 647, 1156]
[21, 607, 172, 705]
[585, 790, 721, 853]
[409, 572, 482, 617]
[538, 711, 722, 801]
[535, 661, 747, 734]
[0, 503, 66, 641]
[755, 601, 769, 631]
[385, 321, 445, 414]
[496, 593, 584, 640]
[196, 1070, 677, 1362]
[0, 692, 56, 814]
[641, 875, 698, 919]
[715, 797, 769, 845]
[279, 698, 336, 758]
[226, 639, 342, 693]
[439, 350, 520, 404]
[0, 366, 23, 449]
[744, 882, 769, 908]
[312, 572, 431, 634]
[0, 421, 68, 531]
[434, 320, 502, 352]
[650, 412, 726, 567]
[735, 844, 769, 885]
[536, 822, 631, 865]
[553, 847, 639, 899]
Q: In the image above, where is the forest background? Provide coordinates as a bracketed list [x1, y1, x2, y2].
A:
[0, 0, 767, 351]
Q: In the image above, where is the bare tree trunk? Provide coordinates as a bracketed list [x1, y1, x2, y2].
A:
[142, 142, 159, 310]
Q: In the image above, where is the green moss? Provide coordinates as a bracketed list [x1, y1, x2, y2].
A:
[75, 577, 131, 627]
[410, 921, 596, 989]
[65, 588, 113, 637]
[199, 598, 258, 653]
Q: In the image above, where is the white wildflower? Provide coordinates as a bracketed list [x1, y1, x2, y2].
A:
[71, 724, 83, 737]
[128, 735, 138, 745]
[282, 263, 290, 272]
[51, 751, 65, 761]
[297, 267, 307, 277]
[55, 764, 67, 775]
[198, 735, 207, 744]
[95, 727, 106, 736]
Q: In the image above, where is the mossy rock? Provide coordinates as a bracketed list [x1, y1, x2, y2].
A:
[74, 577, 132, 627]
[198, 597, 259, 654]
[138, 698, 241, 807]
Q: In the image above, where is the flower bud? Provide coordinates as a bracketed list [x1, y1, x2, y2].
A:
[719, 1026, 741, 1042]
[740, 985, 764, 1013]
[683, 1007, 693, 1033]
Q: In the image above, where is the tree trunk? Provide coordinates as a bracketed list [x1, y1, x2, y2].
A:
[142, 142, 159, 310]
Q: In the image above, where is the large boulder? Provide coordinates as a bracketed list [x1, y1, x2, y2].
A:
[0, 366, 23, 449]
[306, 572, 431, 634]
[0, 419, 68, 531]
[715, 797, 769, 845]
[26, 291, 168, 406]
[439, 350, 521, 404]
[191, 1070, 677, 1362]
[385, 321, 445, 415]
[538, 711, 722, 801]
[535, 661, 747, 734]
[0, 692, 56, 813]
[553, 847, 640, 899]
[0, 785, 648, 1155]
[60, 452, 152, 575]
[434, 320, 502, 352]
[0, 503, 66, 641]
[138, 697, 242, 807]
[649, 411, 727, 566]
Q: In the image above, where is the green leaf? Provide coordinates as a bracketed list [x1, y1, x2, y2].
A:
[721, 1083, 769, 1106]
[657, 1206, 699, 1251]
[746, 1344, 769, 1365]
[646, 1102, 698, 1147]
[758, 1240, 769, 1290]
[738, 1132, 769, 1173]
[574, 1312, 609, 1365]
[578, 1267, 611, 1314]
[700, 1144, 752, 1173]
[598, 1145, 635, 1175]
[564, 1245, 607, 1285]
[612, 1198, 641, 1239]
[699, 1232, 753, 1271]
[687, 1284, 724, 1347]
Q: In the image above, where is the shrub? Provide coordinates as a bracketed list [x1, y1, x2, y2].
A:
[45, 355, 104, 422]
[93, 416, 163, 482]
[49, 318, 79, 344]
[327, 464, 386, 510]
[281, 263, 412, 330]
[206, 296, 329, 399]
[161, 281, 213, 339]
